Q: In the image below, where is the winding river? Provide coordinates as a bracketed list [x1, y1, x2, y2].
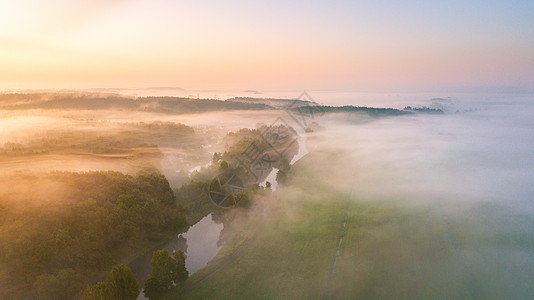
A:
[134, 131, 309, 299]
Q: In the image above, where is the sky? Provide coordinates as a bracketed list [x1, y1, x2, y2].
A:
[1, 0, 533, 92]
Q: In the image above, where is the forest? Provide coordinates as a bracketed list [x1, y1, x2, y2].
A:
[0, 171, 186, 299]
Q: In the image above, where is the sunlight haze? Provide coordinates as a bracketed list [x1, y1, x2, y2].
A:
[1, 0, 533, 91]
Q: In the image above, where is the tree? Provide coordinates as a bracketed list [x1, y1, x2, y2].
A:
[172, 250, 188, 282]
[219, 160, 230, 172]
[276, 170, 287, 185]
[212, 152, 222, 163]
[277, 158, 290, 172]
[82, 265, 139, 300]
[234, 191, 251, 208]
[275, 158, 291, 186]
[144, 249, 188, 300]
[107, 265, 139, 300]
[82, 282, 111, 300]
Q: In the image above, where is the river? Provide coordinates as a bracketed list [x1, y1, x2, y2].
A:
[135, 127, 309, 299]
[132, 214, 223, 299]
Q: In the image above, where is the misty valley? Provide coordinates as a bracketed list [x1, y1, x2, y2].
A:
[2, 1, 533, 299]
[0, 92, 533, 300]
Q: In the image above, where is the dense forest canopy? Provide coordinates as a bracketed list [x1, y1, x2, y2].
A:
[0, 171, 186, 299]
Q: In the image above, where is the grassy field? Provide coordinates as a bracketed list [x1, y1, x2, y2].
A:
[184, 198, 346, 298]
[182, 151, 348, 299]
[180, 150, 451, 299]
[180, 149, 531, 299]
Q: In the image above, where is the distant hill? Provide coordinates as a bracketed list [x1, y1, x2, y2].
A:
[226, 97, 312, 109]
[227, 98, 417, 117]
[0, 93, 272, 113]
[311, 105, 410, 117]
[403, 106, 444, 114]
[242, 90, 263, 94]
[0, 93, 441, 117]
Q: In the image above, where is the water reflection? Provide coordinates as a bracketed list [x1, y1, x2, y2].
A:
[182, 214, 224, 274]
[130, 213, 223, 291]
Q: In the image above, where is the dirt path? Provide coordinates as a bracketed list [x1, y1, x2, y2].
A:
[326, 182, 354, 298]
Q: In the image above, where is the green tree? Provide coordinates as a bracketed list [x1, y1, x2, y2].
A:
[277, 158, 290, 172]
[82, 265, 139, 300]
[275, 158, 290, 185]
[144, 249, 188, 300]
[219, 160, 230, 172]
[212, 152, 222, 163]
[172, 250, 188, 282]
[276, 170, 287, 185]
[82, 282, 111, 300]
[234, 191, 251, 208]
[107, 265, 139, 300]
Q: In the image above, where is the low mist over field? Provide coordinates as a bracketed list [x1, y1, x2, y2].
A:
[319, 95, 534, 298]
[182, 93, 534, 299]
[2, 1, 533, 299]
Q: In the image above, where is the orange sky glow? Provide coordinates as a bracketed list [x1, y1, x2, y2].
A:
[1, 0, 533, 92]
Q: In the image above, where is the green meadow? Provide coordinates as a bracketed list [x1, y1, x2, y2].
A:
[182, 151, 454, 299]
[181, 148, 533, 299]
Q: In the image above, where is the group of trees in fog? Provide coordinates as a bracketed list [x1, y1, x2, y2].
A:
[275, 158, 291, 185]
[82, 265, 139, 300]
[0, 171, 187, 299]
[176, 124, 297, 218]
[0, 121, 197, 156]
[402, 106, 444, 114]
[144, 249, 188, 299]
[83, 249, 188, 300]
[316, 105, 410, 117]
